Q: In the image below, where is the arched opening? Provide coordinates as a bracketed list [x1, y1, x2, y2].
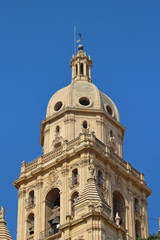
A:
[76, 64, 78, 75]
[72, 169, 78, 185]
[71, 192, 79, 216]
[45, 188, 60, 236]
[86, 65, 89, 76]
[29, 190, 34, 205]
[26, 190, 35, 207]
[135, 220, 141, 239]
[27, 213, 34, 236]
[56, 126, 60, 133]
[134, 198, 142, 216]
[98, 170, 103, 187]
[80, 63, 83, 75]
[109, 130, 113, 137]
[83, 121, 87, 129]
[113, 191, 126, 228]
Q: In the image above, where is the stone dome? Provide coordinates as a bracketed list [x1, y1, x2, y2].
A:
[46, 81, 120, 122]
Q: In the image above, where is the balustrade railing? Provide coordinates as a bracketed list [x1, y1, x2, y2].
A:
[40, 227, 60, 240]
[97, 176, 106, 189]
[68, 174, 79, 187]
[135, 203, 142, 216]
[25, 197, 35, 208]
[27, 235, 34, 240]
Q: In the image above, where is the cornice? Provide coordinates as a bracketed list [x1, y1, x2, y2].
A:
[40, 107, 125, 146]
[61, 211, 126, 235]
[14, 133, 151, 198]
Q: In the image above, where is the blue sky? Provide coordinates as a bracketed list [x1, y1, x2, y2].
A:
[0, 1, 160, 239]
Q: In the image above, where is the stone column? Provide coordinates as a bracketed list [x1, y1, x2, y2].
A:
[17, 187, 26, 240]
[36, 177, 43, 239]
[127, 187, 135, 239]
[84, 62, 87, 75]
[43, 124, 50, 154]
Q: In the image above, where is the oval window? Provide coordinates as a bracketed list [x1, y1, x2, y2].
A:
[54, 142, 61, 148]
[106, 105, 113, 116]
[79, 97, 90, 106]
[54, 101, 63, 111]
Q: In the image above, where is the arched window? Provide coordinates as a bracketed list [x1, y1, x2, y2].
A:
[80, 63, 83, 75]
[113, 191, 126, 228]
[29, 190, 34, 205]
[83, 121, 87, 129]
[86, 65, 89, 76]
[26, 190, 35, 207]
[98, 170, 103, 187]
[110, 130, 113, 137]
[76, 64, 78, 75]
[45, 188, 60, 237]
[56, 126, 60, 133]
[72, 169, 78, 185]
[135, 220, 141, 239]
[134, 198, 142, 216]
[27, 213, 34, 236]
[71, 192, 79, 216]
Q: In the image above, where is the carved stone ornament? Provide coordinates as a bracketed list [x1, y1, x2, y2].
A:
[43, 181, 62, 197]
[108, 136, 117, 153]
[18, 189, 26, 199]
[88, 164, 95, 178]
[75, 235, 84, 240]
[64, 117, 75, 124]
[61, 167, 69, 176]
[36, 181, 43, 190]
[70, 163, 79, 170]
[27, 185, 36, 192]
[48, 169, 59, 183]
[52, 136, 63, 148]
[115, 173, 121, 188]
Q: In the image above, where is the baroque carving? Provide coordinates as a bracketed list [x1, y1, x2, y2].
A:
[36, 181, 43, 190]
[48, 168, 59, 183]
[61, 167, 69, 176]
[114, 173, 121, 188]
[26, 185, 36, 192]
[108, 133, 117, 153]
[52, 136, 63, 148]
[88, 164, 95, 178]
[70, 163, 79, 170]
[75, 236, 84, 240]
[64, 118, 75, 123]
[18, 189, 26, 199]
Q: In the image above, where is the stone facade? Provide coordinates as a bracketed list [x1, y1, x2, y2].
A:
[14, 46, 151, 240]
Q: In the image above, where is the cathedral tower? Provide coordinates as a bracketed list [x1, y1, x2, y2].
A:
[14, 44, 151, 240]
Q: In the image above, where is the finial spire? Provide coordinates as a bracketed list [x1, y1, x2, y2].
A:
[0, 206, 5, 220]
[77, 33, 84, 51]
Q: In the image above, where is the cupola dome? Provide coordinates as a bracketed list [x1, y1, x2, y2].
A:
[46, 47, 119, 122]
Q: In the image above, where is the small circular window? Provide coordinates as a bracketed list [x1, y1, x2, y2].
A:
[54, 101, 63, 111]
[79, 97, 90, 106]
[106, 105, 113, 116]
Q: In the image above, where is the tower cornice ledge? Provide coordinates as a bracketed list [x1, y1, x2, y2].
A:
[40, 107, 125, 146]
[60, 211, 126, 234]
[14, 133, 151, 198]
